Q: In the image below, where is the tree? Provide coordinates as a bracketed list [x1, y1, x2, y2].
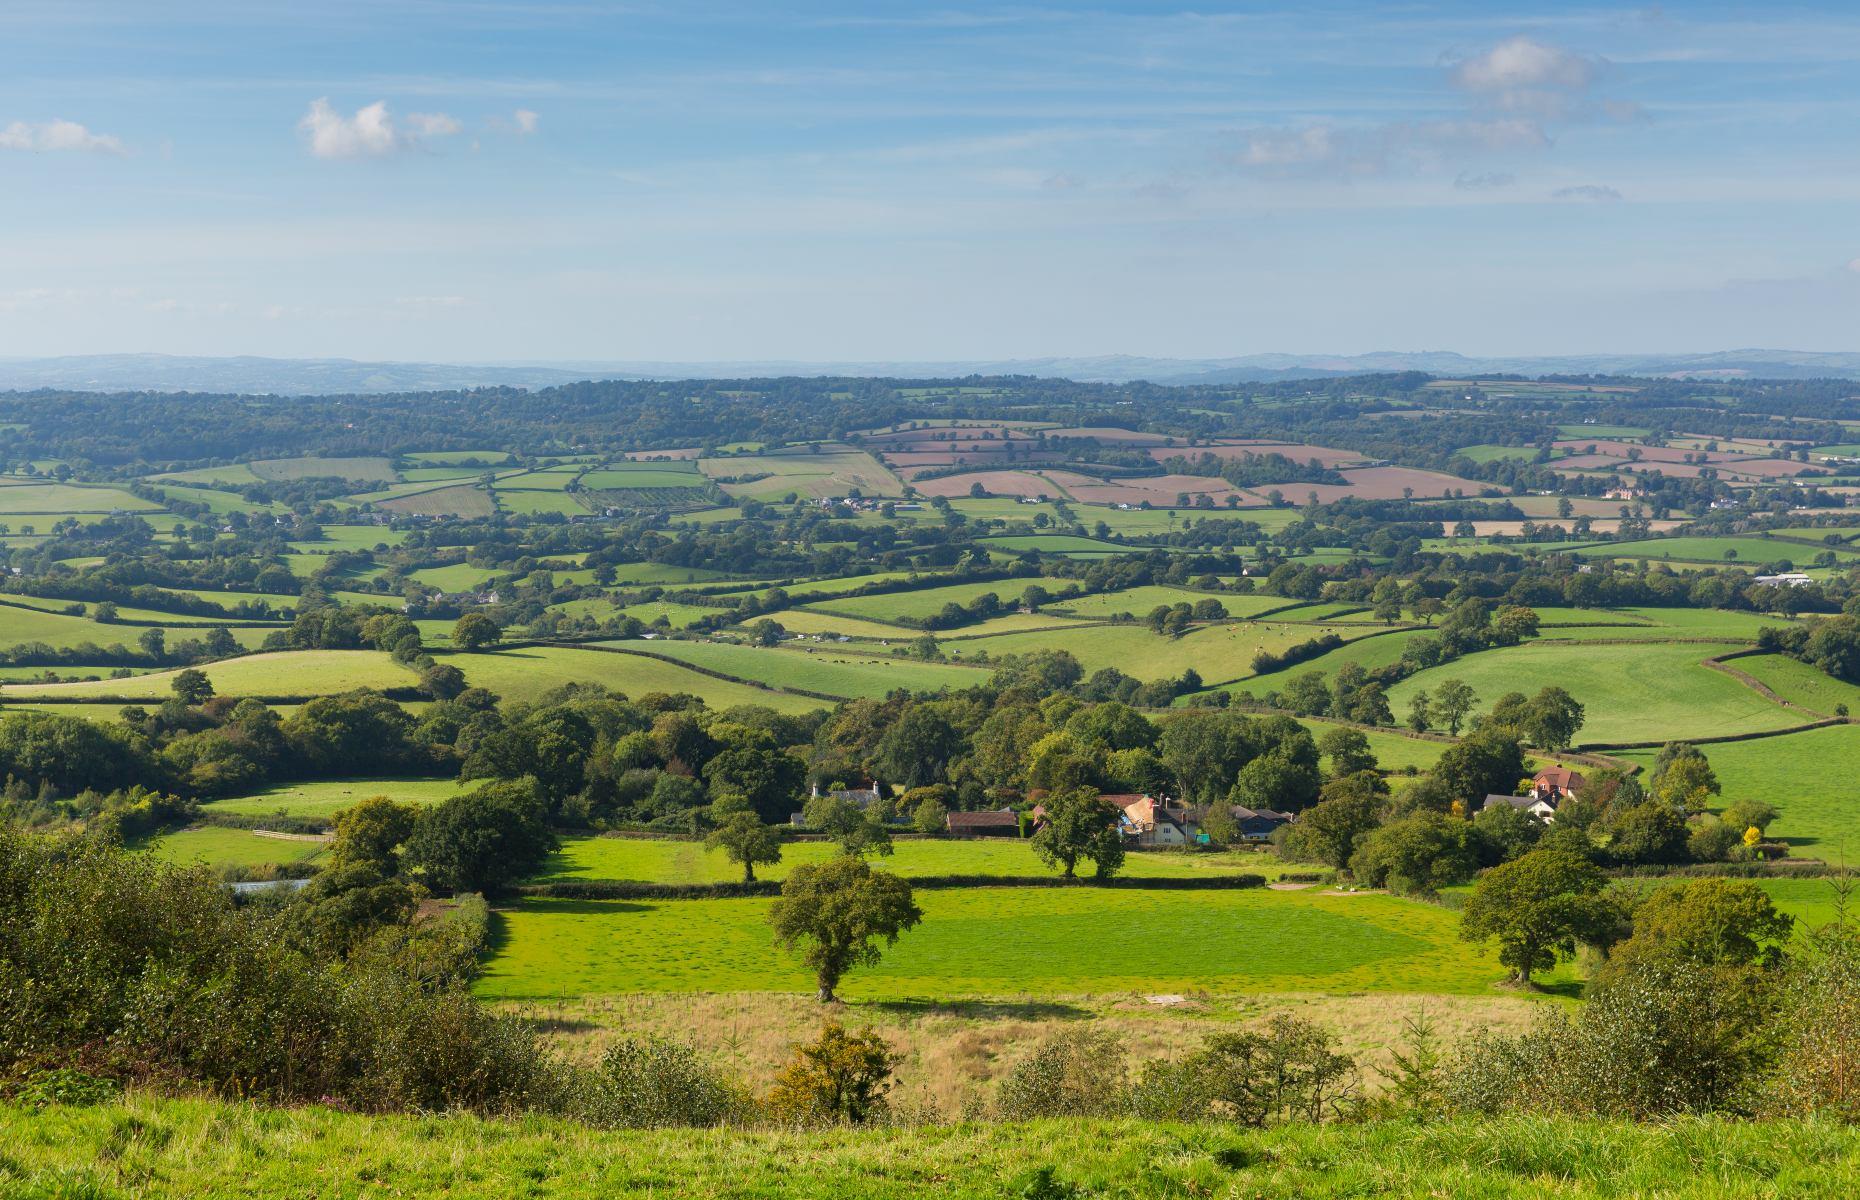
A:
[1650, 744, 1720, 810]
[1315, 727, 1376, 778]
[419, 661, 467, 700]
[1349, 812, 1477, 897]
[705, 810, 783, 883]
[768, 855, 923, 1002]
[328, 795, 418, 873]
[1199, 802, 1239, 847]
[451, 612, 502, 651]
[1432, 679, 1477, 735]
[138, 627, 166, 662]
[1431, 726, 1526, 808]
[403, 780, 556, 895]
[1030, 786, 1125, 880]
[1608, 878, 1794, 972]
[1459, 848, 1616, 987]
[801, 793, 894, 858]
[765, 1022, 897, 1124]
[751, 619, 785, 647]
[1721, 797, 1778, 836]
[171, 668, 214, 705]
[1406, 690, 1432, 733]
[1292, 772, 1386, 869]
[1523, 687, 1585, 750]
[904, 788, 950, 834]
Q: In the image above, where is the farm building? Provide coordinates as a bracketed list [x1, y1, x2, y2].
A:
[1531, 767, 1586, 802]
[945, 809, 1020, 837]
[1481, 794, 1557, 821]
[1116, 794, 1198, 845]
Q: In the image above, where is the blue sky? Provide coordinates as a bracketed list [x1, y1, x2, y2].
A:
[1, 1, 1856, 362]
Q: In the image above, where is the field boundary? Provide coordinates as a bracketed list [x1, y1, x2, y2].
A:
[535, 640, 848, 702]
[519, 873, 1268, 899]
[1701, 648, 1841, 720]
[1579, 716, 1851, 752]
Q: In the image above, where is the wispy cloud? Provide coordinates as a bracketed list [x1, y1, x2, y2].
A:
[298, 98, 462, 158]
[1553, 184, 1623, 202]
[0, 118, 125, 155]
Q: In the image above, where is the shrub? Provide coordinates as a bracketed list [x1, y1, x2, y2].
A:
[996, 1028, 1128, 1119]
[763, 1022, 896, 1125]
[1132, 1015, 1360, 1125]
[580, 1035, 745, 1128]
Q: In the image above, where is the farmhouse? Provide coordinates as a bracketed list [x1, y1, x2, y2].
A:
[1531, 767, 1585, 802]
[1115, 794, 1197, 845]
[945, 809, 1020, 837]
[1223, 805, 1295, 843]
[1481, 794, 1557, 821]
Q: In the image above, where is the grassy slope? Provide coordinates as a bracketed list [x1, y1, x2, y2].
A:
[478, 886, 1524, 1000]
[1, 651, 411, 699]
[204, 777, 473, 820]
[1387, 640, 1800, 746]
[1613, 723, 1860, 862]
[601, 639, 992, 697]
[137, 825, 327, 869]
[454, 646, 828, 713]
[12, 1098, 1858, 1200]
[946, 621, 1361, 684]
[1731, 653, 1860, 716]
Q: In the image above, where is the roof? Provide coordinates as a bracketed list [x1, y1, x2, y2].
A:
[1483, 794, 1551, 813]
[1534, 767, 1585, 789]
[946, 809, 1019, 830]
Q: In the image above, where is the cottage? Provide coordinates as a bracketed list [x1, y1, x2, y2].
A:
[1481, 794, 1557, 821]
[1530, 767, 1585, 802]
[810, 780, 883, 809]
[1225, 805, 1294, 843]
[1115, 794, 1197, 845]
[945, 809, 1020, 838]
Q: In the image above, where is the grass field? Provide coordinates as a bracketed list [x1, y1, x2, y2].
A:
[410, 563, 503, 592]
[1294, 718, 1450, 774]
[802, 577, 1038, 621]
[946, 620, 1363, 684]
[702, 447, 903, 501]
[478, 885, 1535, 1001]
[16, 1097, 1859, 1200]
[379, 484, 497, 517]
[0, 650, 410, 699]
[454, 645, 829, 712]
[0, 605, 277, 653]
[137, 825, 328, 870]
[1730, 653, 1860, 716]
[205, 777, 474, 820]
[0, 482, 162, 512]
[616, 600, 720, 628]
[251, 456, 399, 483]
[982, 534, 1143, 554]
[535, 836, 1280, 886]
[1387, 640, 1802, 746]
[1047, 585, 1282, 620]
[582, 464, 705, 489]
[601, 639, 993, 698]
[1579, 536, 1860, 564]
[497, 489, 591, 516]
[1613, 724, 1860, 861]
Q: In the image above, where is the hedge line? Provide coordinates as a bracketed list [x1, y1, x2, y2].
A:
[518, 872, 1268, 900]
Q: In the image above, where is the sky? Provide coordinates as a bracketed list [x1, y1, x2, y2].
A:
[1, 1, 1857, 363]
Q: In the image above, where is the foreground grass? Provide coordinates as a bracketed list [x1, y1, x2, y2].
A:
[6, 1094, 1860, 1198]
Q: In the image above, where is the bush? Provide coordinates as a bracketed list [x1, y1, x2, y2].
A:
[763, 1022, 896, 1125]
[579, 1035, 745, 1128]
[1132, 1016, 1360, 1125]
[996, 1028, 1128, 1119]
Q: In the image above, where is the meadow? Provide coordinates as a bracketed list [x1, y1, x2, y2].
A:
[946, 620, 1365, 684]
[454, 645, 828, 712]
[205, 777, 474, 820]
[477, 884, 1531, 1001]
[605, 639, 993, 698]
[2, 650, 412, 700]
[138, 825, 328, 870]
[1388, 640, 1803, 747]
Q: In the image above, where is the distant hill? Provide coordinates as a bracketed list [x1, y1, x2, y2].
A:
[2, 348, 1859, 395]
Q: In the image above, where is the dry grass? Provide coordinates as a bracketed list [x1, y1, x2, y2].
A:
[500, 990, 1547, 1119]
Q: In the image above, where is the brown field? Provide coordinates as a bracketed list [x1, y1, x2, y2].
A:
[1152, 442, 1369, 468]
[1043, 426, 1183, 445]
[621, 447, 702, 460]
[1550, 440, 1755, 465]
[1466, 518, 1686, 537]
[1034, 470, 1261, 507]
[1718, 458, 1825, 478]
[910, 470, 1065, 498]
[1289, 466, 1491, 503]
[1549, 454, 1633, 470]
[701, 447, 904, 499]
[506, 991, 1545, 1116]
[379, 484, 496, 517]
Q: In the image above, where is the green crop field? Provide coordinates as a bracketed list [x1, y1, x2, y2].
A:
[1614, 724, 1860, 861]
[147, 463, 265, 486]
[404, 449, 515, 465]
[454, 645, 829, 712]
[947, 620, 1362, 684]
[601, 639, 993, 697]
[537, 836, 1278, 886]
[0, 482, 162, 513]
[497, 489, 591, 516]
[205, 777, 475, 820]
[581, 465, 704, 489]
[805, 577, 1040, 621]
[1387, 640, 1802, 746]
[0, 605, 274, 654]
[1580, 536, 1859, 564]
[137, 825, 329, 870]
[477, 885, 1543, 1001]
[1, 650, 411, 700]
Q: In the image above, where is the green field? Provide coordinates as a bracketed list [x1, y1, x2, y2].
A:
[615, 600, 719, 628]
[1, 650, 411, 700]
[702, 447, 903, 500]
[1294, 718, 1450, 774]
[1047, 585, 1281, 620]
[1387, 640, 1801, 747]
[946, 620, 1362, 684]
[1614, 724, 1860, 861]
[581, 464, 705, 489]
[251, 456, 399, 483]
[1578, 536, 1860, 564]
[497, 489, 591, 516]
[454, 645, 829, 712]
[478, 885, 1530, 1001]
[138, 825, 329, 870]
[205, 777, 474, 821]
[537, 836, 1278, 886]
[1730, 653, 1860, 716]
[0, 482, 163, 513]
[983, 534, 1143, 555]
[803, 577, 1038, 621]
[0, 605, 276, 653]
[601, 639, 993, 698]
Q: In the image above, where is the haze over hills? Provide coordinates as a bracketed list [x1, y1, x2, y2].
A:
[4, 349, 1860, 395]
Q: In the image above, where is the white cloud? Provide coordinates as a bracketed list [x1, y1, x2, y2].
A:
[513, 108, 539, 135]
[1553, 184, 1624, 202]
[0, 118, 126, 155]
[1453, 37, 1597, 95]
[1233, 119, 1547, 176]
[298, 99, 464, 159]
[407, 112, 463, 138]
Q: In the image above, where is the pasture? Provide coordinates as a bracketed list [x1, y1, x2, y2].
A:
[206, 777, 474, 821]
[477, 885, 1531, 1001]
[138, 825, 328, 870]
[250, 456, 399, 483]
[454, 645, 829, 712]
[947, 620, 1366, 684]
[602, 639, 993, 698]
[1387, 640, 1802, 746]
[1, 650, 411, 700]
